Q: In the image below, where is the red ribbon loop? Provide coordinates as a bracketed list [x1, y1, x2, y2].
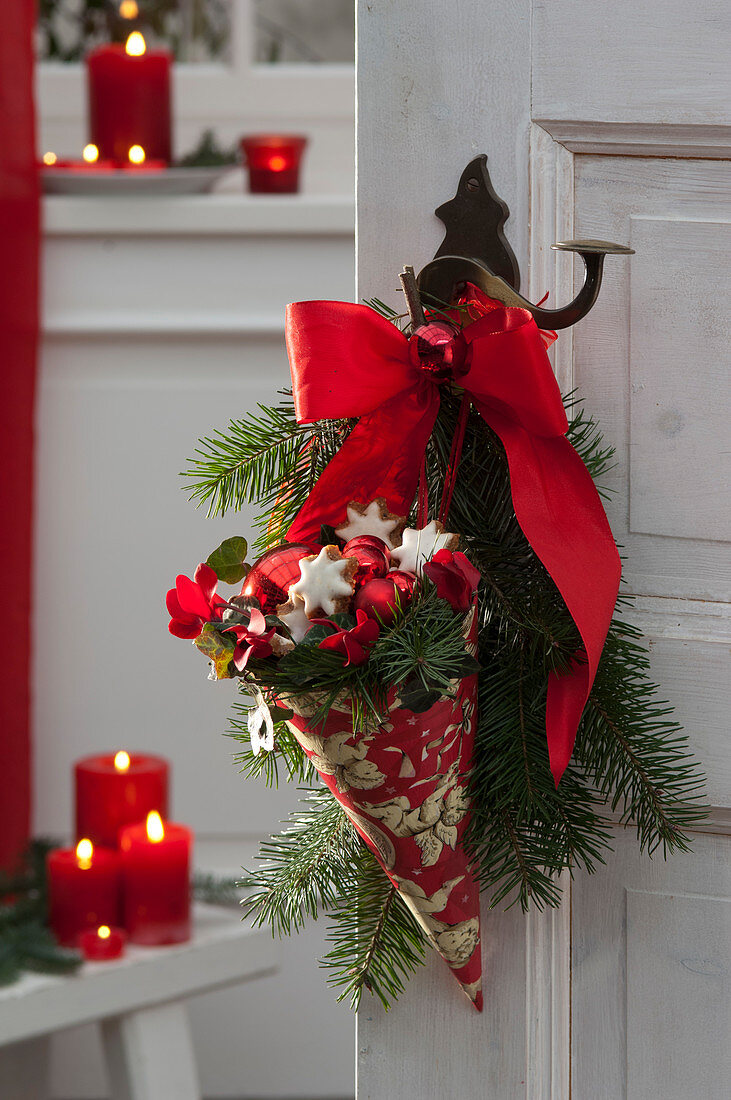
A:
[284, 297, 620, 783]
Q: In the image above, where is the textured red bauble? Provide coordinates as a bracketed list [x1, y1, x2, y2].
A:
[241, 543, 313, 614]
[353, 576, 408, 627]
[342, 535, 391, 562]
[343, 537, 390, 589]
[388, 569, 417, 601]
[408, 320, 469, 382]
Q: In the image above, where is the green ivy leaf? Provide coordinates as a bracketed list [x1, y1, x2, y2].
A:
[298, 624, 333, 647]
[269, 705, 295, 724]
[330, 612, 356, 630]
[206, 537, 249, 584]
[456, 654, 481, 677]
[320, 524, 339, 546]
[194, 624, 236, 679]
[398, 678, 443, 713]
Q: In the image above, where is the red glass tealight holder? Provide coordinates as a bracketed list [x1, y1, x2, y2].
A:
[120, 812, 192, 945]
[80, 924, 126, 961]
[240, 134, 308, 194]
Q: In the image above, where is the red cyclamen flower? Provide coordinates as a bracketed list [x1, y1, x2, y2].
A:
[422, 549, 481, 612]
[167, 563, 227, 639]
[224, 609, 277, 670]
[314, 609, 380, 667]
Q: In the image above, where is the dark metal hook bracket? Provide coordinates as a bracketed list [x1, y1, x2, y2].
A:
[416, 155, 633, 330]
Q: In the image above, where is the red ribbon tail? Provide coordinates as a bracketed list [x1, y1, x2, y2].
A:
[546, 656, 592, 786]
[474, 406, 621, 782]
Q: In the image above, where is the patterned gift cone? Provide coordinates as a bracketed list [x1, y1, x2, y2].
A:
[285, 607, 482, 1010]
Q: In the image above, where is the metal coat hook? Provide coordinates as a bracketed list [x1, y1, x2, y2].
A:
[417, 155, 634, 329]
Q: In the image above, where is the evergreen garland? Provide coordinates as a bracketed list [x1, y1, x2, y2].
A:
[0, 840, 83, 985]
[182, 312, 707, 1010]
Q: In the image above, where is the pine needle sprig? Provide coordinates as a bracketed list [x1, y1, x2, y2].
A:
[564, 394, 617, 497]
[577, 620, 708, 855]
[182, 393, 314, 519]
[240, 789, 360, 935]
[466, 643, 613, 910]
[227, 690, 314, 787]
[322, 847, 426, 1011]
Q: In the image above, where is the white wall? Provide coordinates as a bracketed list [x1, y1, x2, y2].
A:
[36, 195, 356, 1099]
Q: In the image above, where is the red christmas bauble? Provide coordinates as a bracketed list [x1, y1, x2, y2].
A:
[354, 576, 410, 627]
[241, 543, 313, 614]
[408, 320, 468, 382]
[342, 535, 392, 562]
[388, 569, 417, 601]
[343, 537, 390, 589]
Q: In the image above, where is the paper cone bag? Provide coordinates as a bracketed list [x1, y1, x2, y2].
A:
[285, 607, 482, 1009]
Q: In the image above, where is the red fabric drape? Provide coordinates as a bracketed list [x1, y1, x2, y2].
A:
[0, 3, 39, 869]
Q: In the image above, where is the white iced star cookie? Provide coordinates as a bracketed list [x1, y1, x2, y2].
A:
[276, 594, 313, 643]
[288, 545, 358, 617]
[335, 498, 406, 549]
[389, 520, 459, 575]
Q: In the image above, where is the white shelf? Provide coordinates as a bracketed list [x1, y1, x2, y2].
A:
[42, 194, 355, 237]
[0, 904, 276, 1046]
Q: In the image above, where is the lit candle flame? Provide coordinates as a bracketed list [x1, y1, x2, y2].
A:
[83, 143, 99, 164]
[128, 144, 146, 165]
[97, 924, 111, 939]
[146, 810, 165, 843]
[125, 31, 146, 57]
[268, 155, 287, 172]
[76, 838, 94, 869]
[119, 0, 139, 17]
[42, 151, 57, 166]
[114, 750, 131, 772]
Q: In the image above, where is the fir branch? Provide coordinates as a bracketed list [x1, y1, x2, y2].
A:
[227, 690, 314, 788]
[467, 647, 613, 910]
[192, 872, 241, 908]
[564, 395, 617, 499]
[240, 789, 360, 934]
[577, 619, 707, 855]
[322, 849, 426, 1011]
[182, 393, 311, 519]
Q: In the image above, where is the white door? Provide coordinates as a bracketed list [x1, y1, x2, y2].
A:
[355, 3, 731, 1097]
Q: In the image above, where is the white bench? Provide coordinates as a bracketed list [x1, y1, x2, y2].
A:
[0, 904, 277, 1100]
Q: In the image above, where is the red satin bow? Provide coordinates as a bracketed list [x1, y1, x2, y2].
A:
[284, 297, 620, 783]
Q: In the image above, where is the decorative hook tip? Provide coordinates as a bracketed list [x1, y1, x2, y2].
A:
[552, 239, 635, 256]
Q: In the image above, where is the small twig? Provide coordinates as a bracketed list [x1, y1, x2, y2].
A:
[399, 266, 425, 331]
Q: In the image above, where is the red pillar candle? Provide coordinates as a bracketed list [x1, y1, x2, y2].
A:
[120, 812, 192, 945]
[75, 751, 169, 848]
[240, 134, 308, 193]
[87, 32, 172, 166]
[47, 840, 122, 946]
[79, 924, 126, 961]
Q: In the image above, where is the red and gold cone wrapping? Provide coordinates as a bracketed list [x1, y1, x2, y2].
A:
[285, 608, 482, 1009]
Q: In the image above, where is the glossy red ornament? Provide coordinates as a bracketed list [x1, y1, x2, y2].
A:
[343, 536, 390, 589]
[241, 544, 313, 613]
[342, 534, 391, 561]
[388, 569, 417, 601]
[353, 576, 407, 627]
[408, 320, 469, 382]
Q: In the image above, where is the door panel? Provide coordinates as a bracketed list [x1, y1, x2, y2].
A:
[572, 156, 731, 600]
[572, 830, 731, 1100]
[567, 151, 731, 1096]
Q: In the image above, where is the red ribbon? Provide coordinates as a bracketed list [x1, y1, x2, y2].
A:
[284, 297, 620, 783]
